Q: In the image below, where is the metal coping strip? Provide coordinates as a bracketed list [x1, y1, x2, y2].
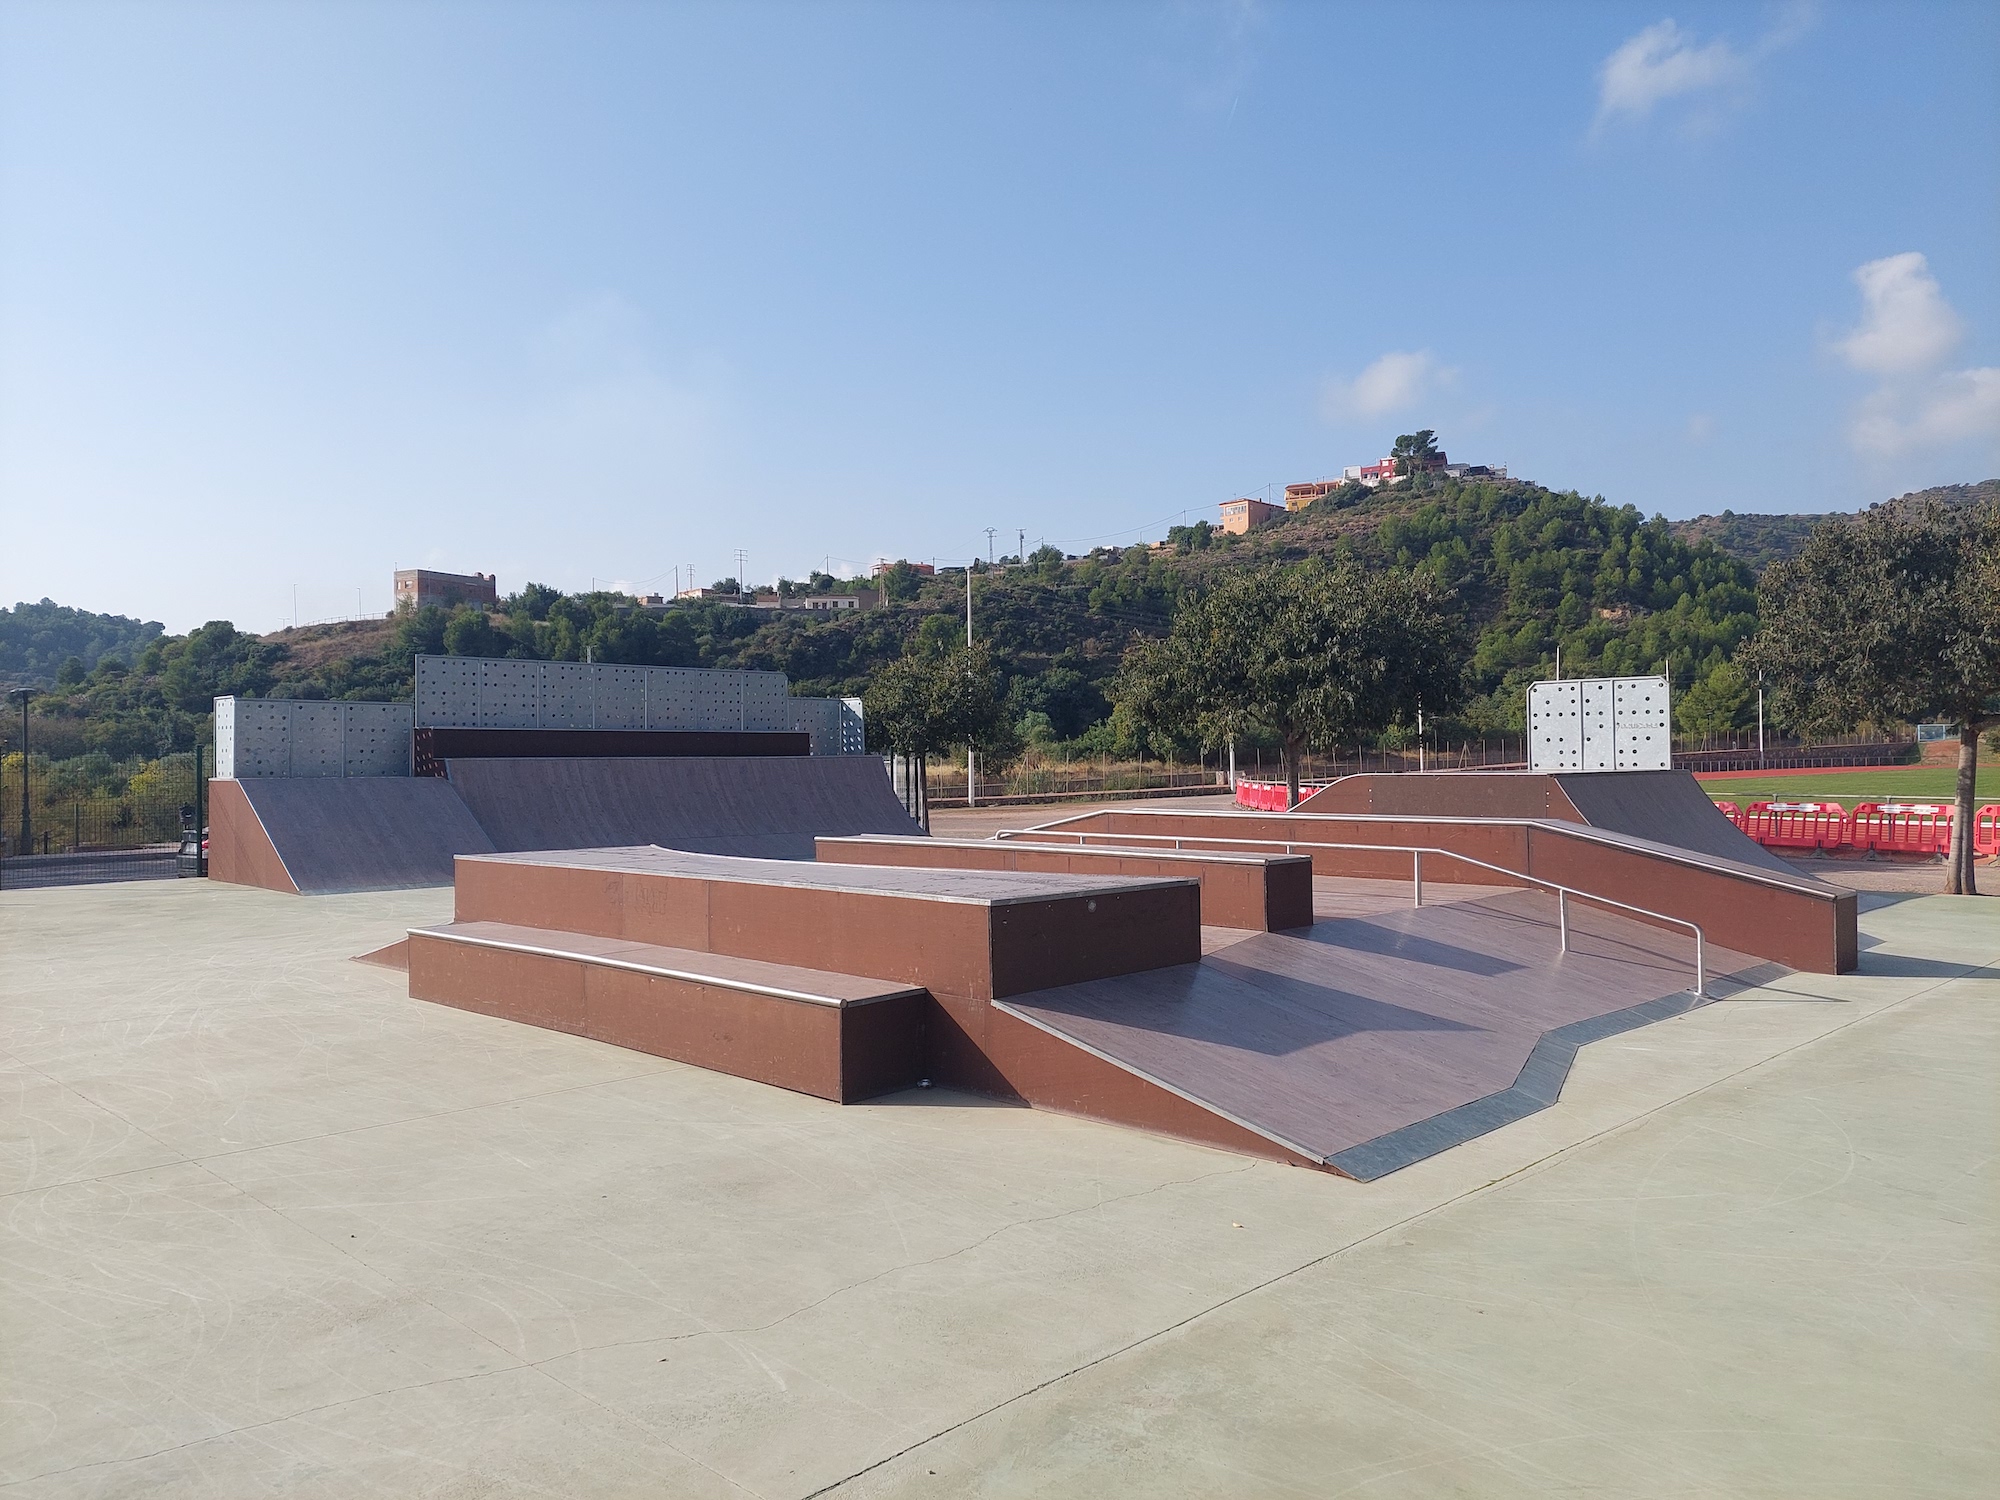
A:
[819, 835, 1304, 867]
[991, 998, 1331, 1168]
[1014, 805, 1839, 899]
[411, 925, 922, 1008]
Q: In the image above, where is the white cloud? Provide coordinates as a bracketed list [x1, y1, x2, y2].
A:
[1833, 253, 1998, 458]
[1596, 21, 1746, 125]
[1323, 350, 1455, 421]
[1593, 5, 1816, 131]
[1834, 252, 1965, 375]
[1850, 368, 2000, 458]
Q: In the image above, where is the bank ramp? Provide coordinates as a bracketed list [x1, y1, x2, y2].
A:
[1000, 886, 1773, 1178]
[1298, 769, 1794, 876]
[445, 755, 923, 860]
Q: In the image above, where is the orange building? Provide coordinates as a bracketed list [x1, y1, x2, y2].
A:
[1218, 497, 1283, 535]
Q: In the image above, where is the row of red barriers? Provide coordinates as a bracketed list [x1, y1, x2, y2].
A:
[1232, 780, 2000, 864]
[1232, 780, 2000, 860]
[1233, 779, 1296, 811]
[1716, 800, 2000, 859]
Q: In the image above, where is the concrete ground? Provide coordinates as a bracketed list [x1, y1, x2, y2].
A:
[2, 877, 1994, 1498]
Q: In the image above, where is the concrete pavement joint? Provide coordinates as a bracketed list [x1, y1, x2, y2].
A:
[803, 945, 1994, 1496]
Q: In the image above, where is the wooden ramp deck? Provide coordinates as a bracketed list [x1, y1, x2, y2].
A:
[1000, 884, 1778, 1178]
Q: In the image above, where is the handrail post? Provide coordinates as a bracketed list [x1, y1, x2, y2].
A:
[1694, 934, 1705, 998]
[1558, 890, 1568, 954]
[1413, 849, 1423, 907]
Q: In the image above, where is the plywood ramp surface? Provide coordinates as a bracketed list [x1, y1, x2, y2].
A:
[446, 755, 923, 859]
[218, 776, 494, 893]
[1002, 888, 1771, 1174]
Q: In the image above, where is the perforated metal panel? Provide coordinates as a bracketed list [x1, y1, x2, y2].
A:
[1579, 680, 1615, 772]
[419, 658, 480, 726]
[1527, 675, 1670, 773]
[598, 667, 648, 729]
[1611, 676, 1671, 770]
[788, 697, 839, 755]
[409, 655, 854, 749]
[214, 698, 237, 779]
[1528, 681, 1583, 771]
[287, 703, 345, 777]
[212, 696, 415, 778]
[478, 660, 543, 728]
[219, 699, 300, 778]
[543, 663, 594, 729]
[743, 672, 790, 732]
[341, 702, 413, 776]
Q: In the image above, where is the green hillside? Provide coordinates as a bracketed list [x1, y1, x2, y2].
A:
[1668, 480, 1997, 573]
[1, 599, 166, 690]
[15, 472, 1994, 763]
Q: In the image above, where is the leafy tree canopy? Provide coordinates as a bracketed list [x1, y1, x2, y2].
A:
[1743, 500, 1999, 892]
[1118, 557, 1465, 803]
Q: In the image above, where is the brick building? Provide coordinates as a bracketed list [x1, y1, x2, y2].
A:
[394, 569, 498, 613]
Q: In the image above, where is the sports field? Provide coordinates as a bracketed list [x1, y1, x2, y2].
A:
[1696, 763, 1997, 806]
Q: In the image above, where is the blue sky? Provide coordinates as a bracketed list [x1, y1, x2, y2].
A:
[2, 0, 1995, 634]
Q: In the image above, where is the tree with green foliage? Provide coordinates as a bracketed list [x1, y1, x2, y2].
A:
[876, 561, 925, 602]
[1119, 557, 1465, 806]
[862, 639, 1007, 828]
[1745, 501, 1999, 894]
[1391, 429, 1442, 476]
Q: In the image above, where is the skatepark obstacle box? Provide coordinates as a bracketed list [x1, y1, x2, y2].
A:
[206, 667, 1859, 1176]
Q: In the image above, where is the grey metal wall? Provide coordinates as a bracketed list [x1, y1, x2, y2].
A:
[216, 663, 865, 777]
[214, 698, 413, 779]
[414, 657, 803, 733]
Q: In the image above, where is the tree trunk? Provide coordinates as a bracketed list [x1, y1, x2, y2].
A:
[1946, 723, 1978, 896]
[917, 754, 930, 832]
[1282, 736, 1302, 810]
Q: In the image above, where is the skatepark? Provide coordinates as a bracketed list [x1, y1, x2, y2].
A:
[3, 663, 1994, 1496]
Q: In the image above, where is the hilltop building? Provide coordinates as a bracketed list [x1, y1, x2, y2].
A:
[394, 569, 498, 612]
[1218, 497, 1284, 534]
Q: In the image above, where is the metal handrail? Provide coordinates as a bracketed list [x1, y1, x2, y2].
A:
[992, 826, 1707, 997]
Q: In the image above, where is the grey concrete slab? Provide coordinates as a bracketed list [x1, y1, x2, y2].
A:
[1, 878, 1992, 1498]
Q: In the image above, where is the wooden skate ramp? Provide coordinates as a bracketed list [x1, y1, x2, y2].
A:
[1299, 769, 1793, 875]
[208, 776, 494, 894]
[445, 755, 924, 860]
[1001, 887, 1775, 1177]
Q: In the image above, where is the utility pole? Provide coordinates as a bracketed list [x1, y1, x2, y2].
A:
[983, 528, 997, 565]
[11, 690, 29, 858]
[965, 560, 977, 808]
[1757, 671, 1765, 768]
[1017, 529, 1025, 562]
[733, 549, 748, 603]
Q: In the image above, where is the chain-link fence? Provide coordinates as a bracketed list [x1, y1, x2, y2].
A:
[0, 750, 205, 889]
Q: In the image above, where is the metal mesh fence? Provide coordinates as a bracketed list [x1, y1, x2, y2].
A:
[0, 751, 203, 889]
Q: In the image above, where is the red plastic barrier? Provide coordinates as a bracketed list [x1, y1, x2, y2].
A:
[1744, 801, 1848, 851]
[1713, 800, 1743, 828]
[1849, 802, 1954, 857]
[1975, 805, 2000, 859]
[1234, 780, 1290, 811]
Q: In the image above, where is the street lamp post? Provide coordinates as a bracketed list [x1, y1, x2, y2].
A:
[9, 690, 30, 858]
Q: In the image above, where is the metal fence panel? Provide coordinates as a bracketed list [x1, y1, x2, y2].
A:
[598, 666, 648, 729]
[342, 702, 413, 776]
[544, 663, 595, 729]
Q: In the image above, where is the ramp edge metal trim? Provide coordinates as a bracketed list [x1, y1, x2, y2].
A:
[410, 924, 926, 1009]
[990, 997, 1332, 1168]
